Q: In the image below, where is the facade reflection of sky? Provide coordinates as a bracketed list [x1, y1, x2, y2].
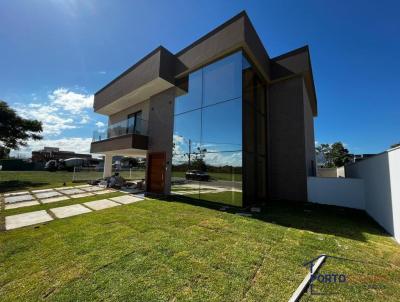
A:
[173, 51, 244, 167]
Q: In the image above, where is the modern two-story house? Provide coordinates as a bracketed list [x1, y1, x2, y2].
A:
[90, 11, 317, 207]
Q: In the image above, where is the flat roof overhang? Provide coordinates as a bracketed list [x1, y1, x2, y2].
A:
[93, 11, 317, 117]
[271, 46, 318, 116]
[90, 133, 148, 155]
[94, 46, 185, 115]
[174, 11, 271, 82]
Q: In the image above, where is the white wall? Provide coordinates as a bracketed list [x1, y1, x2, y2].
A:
[346, 147, 400, 243]
[316, 167, 345, 178]
[307, 177, 365, 210]
[388, 149, 400, 242]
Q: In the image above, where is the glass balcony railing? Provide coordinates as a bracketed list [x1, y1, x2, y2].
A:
[92, 117, 148, 142]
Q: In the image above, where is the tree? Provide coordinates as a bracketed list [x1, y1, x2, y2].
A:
[0, 146, 10, 159]
[315, 142, 351, 168]
[0, 101, 43, 153]
[316, 143, 332, 167]
[330, 142, 351, 167]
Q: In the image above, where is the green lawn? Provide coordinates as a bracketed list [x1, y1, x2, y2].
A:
[172, 171, 242, 181]
[186, 191, 243, 207]
[0, 171, 76, 193]
[1, 198, 399, 301]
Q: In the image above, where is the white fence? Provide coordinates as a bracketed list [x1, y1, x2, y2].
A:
[346, 147, 400, 243]
[72, 167, 146, 182]
[307, 177, 365, 210]
[308, 147, 400, 243]
[316, 167, 345, 178]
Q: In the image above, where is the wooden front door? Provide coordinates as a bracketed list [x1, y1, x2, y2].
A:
[147, 152, 166, 194]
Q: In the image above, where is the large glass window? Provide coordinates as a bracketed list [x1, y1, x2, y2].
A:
[203, 52, 242, 106]
[201, 98, 242, 152]
[172, 51, 245, 206]
[174, 69, 202, 115]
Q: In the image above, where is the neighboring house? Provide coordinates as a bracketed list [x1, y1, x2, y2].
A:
[32, 147, 92, 163]
[90, 11, 318, 207]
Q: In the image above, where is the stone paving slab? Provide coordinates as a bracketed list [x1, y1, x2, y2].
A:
[110, 195, 143, 205]
[119, 188, 143, 194]
[93, 189, 115, 195]
[81, 186, 104, 192]
[57, 188, 84, 195]
[70, 193, 94, 199]
[5, 210, 53, 230]
[73, 184, 91, 188]
[41, 196, 70, 204]
[5, 200, 40, 210]
[5, 194, 35, 204]
[53, 186, 72, 190]
[84, 199, 120, 211]
[32, 188, 54, 193]
[3, 191, 29, 197]
[50, 204, 92, 218]
[35, 191, 62, 199]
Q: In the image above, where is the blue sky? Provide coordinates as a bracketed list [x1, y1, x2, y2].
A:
[1, 0, 399, 156]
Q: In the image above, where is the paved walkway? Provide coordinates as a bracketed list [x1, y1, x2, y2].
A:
[1, 185, 145, 230]
[3, 185, 116, 210]
[4, 194, 144, 230]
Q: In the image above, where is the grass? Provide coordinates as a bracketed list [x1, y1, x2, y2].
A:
[172, 171, 242, 181]
[0, 171, 76, 193]
[1, 198, 399, 301]
[186, 191, 243, 207]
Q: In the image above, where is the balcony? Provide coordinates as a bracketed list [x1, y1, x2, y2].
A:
[90, 118, 149, 155]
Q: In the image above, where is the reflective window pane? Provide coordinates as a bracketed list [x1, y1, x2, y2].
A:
[201, 98, 242, 152]
[199, 151, 242, 207]
[203, 52, 242, 106]
[174, 69, 202, 115]
[171, 157, 200, 200]
[173, 109, 201, 155]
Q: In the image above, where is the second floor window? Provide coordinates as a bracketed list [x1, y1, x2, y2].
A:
[127, 111, 142, 134]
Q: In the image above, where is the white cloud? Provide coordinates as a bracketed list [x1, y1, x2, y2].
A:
[10, 137, 93, 158]
[79, 115, 91, 124]
[12, 87, 96, 136]
[15, 103, 77, 136]
[95, 121, 106, 128]
[49, 88, 94, 114]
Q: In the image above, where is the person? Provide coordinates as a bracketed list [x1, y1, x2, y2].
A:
[106, 172, 120, 188]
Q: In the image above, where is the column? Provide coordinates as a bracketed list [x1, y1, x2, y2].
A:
[103, 154, 113, 178]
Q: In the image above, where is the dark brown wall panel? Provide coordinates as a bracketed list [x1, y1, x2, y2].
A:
[268, 76, 307, 201]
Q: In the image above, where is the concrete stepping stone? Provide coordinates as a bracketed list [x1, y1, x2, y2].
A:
[41, 196, 70, 204]
[35, 191, 62, 199]
[93, 189, 115, 195]
[5, 200, 40, 210]
[57, 188, 84, 195]
[83, 199, 120, 211]
[70, 193, 94, 199]
[5, 210, 53, 230]
[32, 188, 54, 193]
[50, 204, 92, 218]
[5, 194, 35, 204]
[53, 186, 73, 190]
[110, 195, 143, 205]
[81, 186, 104, 192]
[3, 191, 29, 197]
[73, 184, 91, 188]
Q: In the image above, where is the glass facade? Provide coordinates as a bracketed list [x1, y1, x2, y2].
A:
[172, 51, 244, 206]
[171, 50, 267, 206]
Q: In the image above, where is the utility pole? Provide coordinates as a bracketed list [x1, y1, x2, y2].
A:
[188, 139, 192, 169]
